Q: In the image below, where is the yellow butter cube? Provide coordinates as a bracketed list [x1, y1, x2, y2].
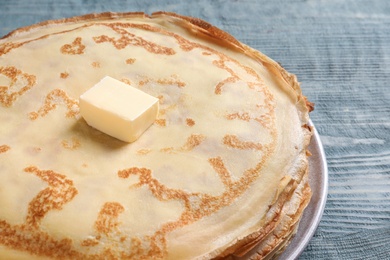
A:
[79, 76, 159, 142]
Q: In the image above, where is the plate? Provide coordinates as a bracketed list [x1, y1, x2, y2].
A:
[278, 121, 328, 259]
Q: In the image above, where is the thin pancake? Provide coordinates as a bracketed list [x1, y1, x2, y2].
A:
[0, 12, 313, 259]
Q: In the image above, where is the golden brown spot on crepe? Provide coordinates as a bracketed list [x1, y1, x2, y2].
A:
[91, 61, 101, 68]
[211, 52, 270, 98]
[138, 78, 150, 87]
[227, 110, 273, 128]
[254, 113, 273, 128]
[120, 78, 132, 85]
[118, 168, 188, 202]
[208, 157, 233, 187]
[95, 202, 125, 235]
[81, 238, 99, 247]
[215, 76, 237, 95]
[157, 76, 186, 88]
[125, 58, 136, 64]
[213, 58, 236, 77]
[212, 56, 244, 95]
[0, 145, 10, 153]
[29, 89, 79, 120]
[137, 75, 186, 89]
[173, 34, 196, 52]
[226, 112, 251, 122]
[159, 134, 205, 154]
[186, 118, 195, 126]
[0, 42, 23, 56]
[0, 66, 36, 107]
[93, 25, 175, 55]
[61, 137, 81, 150]
[60, 72, 69, 79]
[180, 134, 205, 151]
[154, 118, 166, 127]
[223, 134, 263, 150]
[124, 237, 153, 259]
[24, 166, 78, 228]
[60, 37, 85, 55]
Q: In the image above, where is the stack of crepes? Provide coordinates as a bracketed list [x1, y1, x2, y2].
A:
[0, 12, 313, 259]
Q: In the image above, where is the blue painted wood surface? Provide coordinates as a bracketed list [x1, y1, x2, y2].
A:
[1, 0, 389, 258]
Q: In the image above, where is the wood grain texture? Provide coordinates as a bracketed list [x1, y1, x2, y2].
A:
[1, 0, 389, 259]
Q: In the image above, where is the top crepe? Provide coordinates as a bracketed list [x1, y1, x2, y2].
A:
[0, 12, 313, 259]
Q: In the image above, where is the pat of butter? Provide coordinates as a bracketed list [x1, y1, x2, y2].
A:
[79, 76, 159, 143]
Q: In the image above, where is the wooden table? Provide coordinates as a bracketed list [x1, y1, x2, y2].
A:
[1, 0, 389, 258]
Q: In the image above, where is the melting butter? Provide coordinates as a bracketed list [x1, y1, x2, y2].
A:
[79, 76, 159, 142]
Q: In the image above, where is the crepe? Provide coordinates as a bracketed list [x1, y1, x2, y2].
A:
[0, 12, 313, 259]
